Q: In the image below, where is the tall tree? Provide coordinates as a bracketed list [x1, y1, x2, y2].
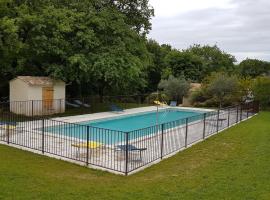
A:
[0, 0, 152, 97]
[145, 39, 172, 91]
[108, 0, 154, 35]
[239, 58, 270, 78]
[163, 50, 205, 82]
[186, 44, 236, 75]
[0, 0, 23, 96]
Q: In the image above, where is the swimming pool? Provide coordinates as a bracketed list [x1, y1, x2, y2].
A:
[45, 108, 205, 144]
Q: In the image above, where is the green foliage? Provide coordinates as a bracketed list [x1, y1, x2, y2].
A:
[145, 39, 172, 91]
[253, 77, 270, 108]
[109, 0, 155, 35]
[0, 0, 269, 99]
[186, 44, 236, 74]
[0, 0, 153, 96]
[160, 44, 238, 86]
[189, 88, 207, 105]
[239, 58, 270, 78]
[203, 72, 240, 107]
[164, 50, 205, 81]
[158, 75, 190, 103]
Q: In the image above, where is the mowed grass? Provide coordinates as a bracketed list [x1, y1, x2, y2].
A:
[1, 112, 270, 200]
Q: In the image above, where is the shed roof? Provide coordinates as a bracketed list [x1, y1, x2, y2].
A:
[12, 76, 64, 86]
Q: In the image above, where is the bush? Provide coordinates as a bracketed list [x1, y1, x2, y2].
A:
[189, 89, 207, 104]
[204, 72, 240, 108]
[158, 75, 190, 103]
[253, 77, 270, 108]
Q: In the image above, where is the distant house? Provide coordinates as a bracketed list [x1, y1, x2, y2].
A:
[9, 76, 66, 116]
[182, 83, 202, 106]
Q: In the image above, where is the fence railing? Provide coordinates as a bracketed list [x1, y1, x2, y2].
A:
[0, 101, 259, 175]
[0, 94, 152, 118]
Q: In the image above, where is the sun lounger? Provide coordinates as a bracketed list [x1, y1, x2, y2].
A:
[74, 100, 91, 108]
[65, 100, 80, 108]
[0, 121, 18, 138]
[206, 118, 227, 127]
[110, 104, 124, 112]
[170, 101, 177, 107]
[72, 141, 103, 158]
[0, 121, 17, 130]
[115, 144, 147, 160]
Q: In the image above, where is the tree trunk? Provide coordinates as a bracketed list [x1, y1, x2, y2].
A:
[99, 85, 105, 103]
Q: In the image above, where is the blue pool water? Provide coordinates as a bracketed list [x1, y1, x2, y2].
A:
[46, 109, 204, 144]
[82, 109, 202, 132]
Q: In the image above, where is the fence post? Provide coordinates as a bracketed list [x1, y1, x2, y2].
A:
[32, 100, 34, 117]
[216, 109, 220, 133]
[185, 118, 188, 148]
[236, 105, 239, 123]
[86, 126, 90, 166]
[161, 124, 164, 159]
[42, 118, 45, 154]
[227, 107, 230, 127]
[248, 102, 251, 118]
[203, 113, 206, 139]
[7, 112, 10, 144]
[256, 101, 260, 114]
[240, 104, 243, 121]
[125, 132, 129, 176]
[7, 123, 10, 144]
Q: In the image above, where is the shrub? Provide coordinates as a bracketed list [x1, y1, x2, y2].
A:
[158, 75, 190, 103]
[204, 72, 240, 108]
[253, 77, 270, 108]
[189, 88, 207, 105]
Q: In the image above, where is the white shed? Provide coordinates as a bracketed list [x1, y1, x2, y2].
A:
[10, 76, 66, 116]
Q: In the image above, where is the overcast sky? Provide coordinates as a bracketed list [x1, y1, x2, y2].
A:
[148, 0, 270, 62]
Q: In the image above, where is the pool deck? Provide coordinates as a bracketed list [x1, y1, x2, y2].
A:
[0, 106, 255, 175]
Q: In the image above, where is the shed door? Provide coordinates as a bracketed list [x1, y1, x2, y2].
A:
[42, 87, 54, 109]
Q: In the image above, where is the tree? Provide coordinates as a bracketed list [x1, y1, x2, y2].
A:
[253, 77, 270, 108]
[164, 50, 205, 82]
[0, 1, 23, 96]
[204, 72, 239, 108]
[108, 0, 155, 35]
[0, 0, 152, 97]
[158, 75, 190, 103]
[186, 44, 236, 75]
[239, 58, 270, 78]
[145, 39, 172, 91]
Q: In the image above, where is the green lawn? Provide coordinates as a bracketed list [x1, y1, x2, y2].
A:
[1, 112, 270, 200]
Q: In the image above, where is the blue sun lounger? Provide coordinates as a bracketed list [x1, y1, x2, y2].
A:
[110, 104, 124, 112]
[170, 101, 177, 107]
[0, 121, 18, 137]
[0, 121, 17, 127]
